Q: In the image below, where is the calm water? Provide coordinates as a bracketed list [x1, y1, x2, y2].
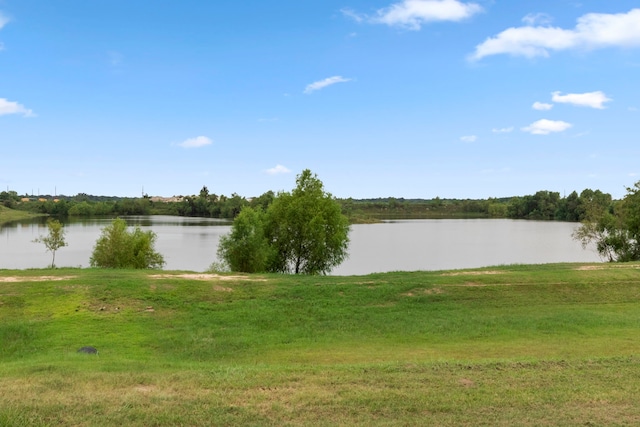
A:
[0, 216, 601, 275]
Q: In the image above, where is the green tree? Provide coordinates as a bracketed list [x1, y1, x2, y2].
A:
[265, 169, 350, 274]
[573, 182, 639, 262]
[33, 219, 68, 268]
[90, 218, 165, 269]
[217, 206, 273, 273]
[218, 169, 350, 275]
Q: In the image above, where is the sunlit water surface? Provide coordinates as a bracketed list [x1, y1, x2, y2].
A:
[1, 217, 600, 275]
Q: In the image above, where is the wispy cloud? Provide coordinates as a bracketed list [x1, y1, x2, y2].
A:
[265, 165, 291, 175]
[304, 76, 352, 94]
[522, 119, 572, 135]
[492, 127, 514, 134]
[0, 12, 9, 51]
[532, 102, 553, 111]
[175, 136, 213, 149]
[551, 91, 611, 109]
[0, 98, 36, 117]
[470, 8, 640, 61]
[522, 13, 553, 26]
[460, 135, 477, 142]
[343, 0, 482, 31]
[341, 8, 364, 23]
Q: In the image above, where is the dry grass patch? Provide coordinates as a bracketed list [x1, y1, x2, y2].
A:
[575, 264, 640, 271]
[149, 273, 266, 282]
[0, 275, 76, 283]
[441, 270, 503, 277]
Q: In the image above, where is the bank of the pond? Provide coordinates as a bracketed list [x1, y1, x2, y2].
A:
[1, 263, 640, 425]
[0, 206, 42, 226]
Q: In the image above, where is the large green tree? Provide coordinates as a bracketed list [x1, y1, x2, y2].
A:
[90, 218, 165, 269]
[33, 219, 68, 268]
[573, 182, 640, 262]
[218, 169, 350, 275]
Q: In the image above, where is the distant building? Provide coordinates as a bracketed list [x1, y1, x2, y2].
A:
[150, 196, 184, 203]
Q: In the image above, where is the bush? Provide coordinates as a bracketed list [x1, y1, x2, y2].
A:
[90, 218, 165, 269]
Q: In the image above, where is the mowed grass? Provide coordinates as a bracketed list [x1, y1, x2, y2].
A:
[1, 263, 640, 426]
[0, 205, 41, 225]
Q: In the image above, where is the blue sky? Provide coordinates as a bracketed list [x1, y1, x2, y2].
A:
[1, 0, 639, 199]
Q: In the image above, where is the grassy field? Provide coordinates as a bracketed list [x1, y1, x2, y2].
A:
[1, 264, 640, 426]
[0, 205, 42, 226]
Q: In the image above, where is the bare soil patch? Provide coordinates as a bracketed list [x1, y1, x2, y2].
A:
[575, 264, 640, 271]
[441, 270, 503, 277]
[149, 273, 265, 282]
[0, 275, 76, 283]
[402, 288, 444, 297]
[446, 282, 514, 287]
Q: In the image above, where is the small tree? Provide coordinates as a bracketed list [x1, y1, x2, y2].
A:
[33, 219, 68, 268]
[90, 218, 165, 269]
[217, 206, 273, 273]
[265, 170, 350, 274]
[573, 182, 640, 262]
[218, 169, 350, 275]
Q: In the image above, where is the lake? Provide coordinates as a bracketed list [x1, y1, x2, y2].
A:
[0, 216, 601, 275]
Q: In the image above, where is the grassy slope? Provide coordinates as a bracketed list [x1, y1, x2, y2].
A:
[1, 264, 640, 426]
[0, 205, 41, 226]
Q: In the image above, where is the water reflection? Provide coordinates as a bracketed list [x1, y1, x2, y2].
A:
[0, 217, 601, 274]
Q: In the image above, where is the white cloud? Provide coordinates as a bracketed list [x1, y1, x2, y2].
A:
[533, 102, 554, 111]
[551, 91, 611, 109]
[341, 8, 364, 23]
[522, 13, 553, 26]
[470, 8, 640, 60]
[460, 135, 477, 142]
[265, 165, 291, 175]
[522, 119, 572, 135]
[0, 12, 8, 51]
[492, 127, 514, 133]
[345, 0, 482, 30]
[304, 76, 352, 94]
[0, 98, 35, 117]
[176, 136, 212, 148]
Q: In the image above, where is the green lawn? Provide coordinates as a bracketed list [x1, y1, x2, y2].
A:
[1, 264, 640, 426]
[0, 205, 41, 226]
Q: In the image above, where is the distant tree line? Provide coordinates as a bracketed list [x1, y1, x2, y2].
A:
[2, 187, 615, 224]
[338, 189, 613, 222]
[3, 189, 274, 220]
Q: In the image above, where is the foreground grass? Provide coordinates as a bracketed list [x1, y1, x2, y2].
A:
[1, 264, 640, 425]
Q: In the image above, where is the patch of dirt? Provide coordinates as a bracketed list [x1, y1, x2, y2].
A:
[447, 282, 513, 287]
[133, 385, 156, 393]
[575, 264, 640, 271]
[213, 285, 233, 292]
[402, 288, 444, 297]
[459, 378, 475, 388]
[441, 271, 503, 277]
[149, 273, 265, 281]
[0, 275, 76, 283]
